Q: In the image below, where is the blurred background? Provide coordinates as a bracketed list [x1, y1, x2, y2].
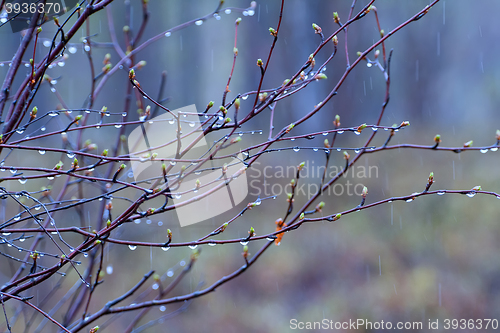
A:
[1, 0, 500, 332]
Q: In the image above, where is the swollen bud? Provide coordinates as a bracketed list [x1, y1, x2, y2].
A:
[333, 12, 339, 24]
[463, 140, 473, 148]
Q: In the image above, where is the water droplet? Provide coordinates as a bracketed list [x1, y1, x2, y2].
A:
[68, 46, 77, 54]
[114, 124, 122, 128]
[168, 119, 175, 125]
[208, 241, 216, 246]
[337, 130, 344, 134]
[247, 9, 255, 16]
[195, 20, 203, 26]
[152, 283, 159, 290]
[83, 253, 88, 258]
[490, 147, 498, 152]
[66, 152, 75, 158]
[127, 171, 134, 178]
[406, 198, 413, 202]
[161, 246, 170, 251]
[128, 245, 137, 250]
[242, 95, 248, 100]
[39, 150, 46, 155]
[16, 128, 24, 134]
[496, 196, 500, 199]
[106, 265, 113, 274]
[290, 138, 295, 141]
[189, 122, 195, 127]
[188, 244, 198, 249]
[354, 149, 360, 154]
[167, 270, 174, 277]
[19, 237, 25, 242]
[2, 232, 11, 236]
[180, 260, 186, 266]
[84, 45, 91, 52]
[10, 168, 17, 174]
[225, 8, 231, 14]
[41, 126, 46, 131]
[293, 147, 300, 152]
[35, 205, 41, 210]
[13, 214, 21, 221]
[146, 219, 152, 224]
[50, 79, 57, 85]
[134, 219, 141, 224]
[480, 149, 488, 154]
[214, 13, 221, 20]
[43, 40, 51, 47]
[158, 221, 163, 226]
[47, 176, 55, 180]
[174, 194, 182, 199]
[372, 127, 378, 131]
[366, 63, 373, 68]
[322, 132, 328, 136]
[313, 148, 319, 152]
[165, 31, 171, 37]
[195, 171, 201, 175]
[49, 111, 58, 117]
[18, 177, 27, 184]
[240, 240, 249, 246]
[122, 112, 127, 117]
[170, 161, 176, 166]
[466, 192, 476, 198]
[437, 191, 445, 196]
[354, 131, 361, 135]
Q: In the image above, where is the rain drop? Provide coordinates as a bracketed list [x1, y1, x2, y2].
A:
[168, 119, 175, 125]
[161, 246, 170, 251]
[134, 219, 141, 224]
[293, 147, 300, 152]
[66, 152, 75, 158]
[242, 95, 249, 100]
[225, 8, 231, 14]
[41, 127, 46, 131]
[128, 245, 137, 251]
[189, 122, 195, 127]
[354, 149, 360, 154]
[106, 265, 113, 274]
[322, 132, 328, 136]
[240, 240, 249, 246]
[10, 168, 17, 174]
[437, 191, 445, 196]
[16, 129, 24, 134]
[114, 124, 122, 128]
[47, 176, 55, 180]
[208, 241, 216, 246]
[406, 198, 413, 202]
[490, 147, 498, 152]
[49, 111, 58, 117]
[337, 130, 344, 134]
[167, 270, 174, 277]
[313, 148, 319, 152]
[466, 192, 476, 198]
[354, 131, 361, 135]
[480, 149, 488, 154]
[38, 150, 46, 155]
[18, 177, 27, 184]
[165, 31, 171, 37]
[174, 194, 182, 199]
[195, 20, 203, 26]
[68, 46, 77, 54]
[170, 161, 176, 166]
[372, 127, 378, 131]
[188, 244, 198, 249]
[366, 63, 373, 68]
